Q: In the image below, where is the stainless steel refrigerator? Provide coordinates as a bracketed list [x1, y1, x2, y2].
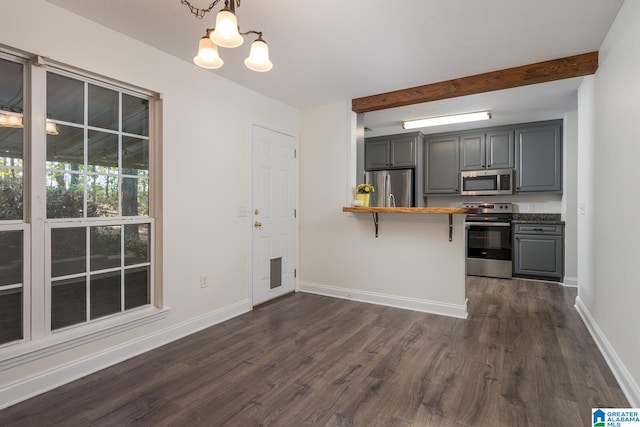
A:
[364, 169, 414, 207]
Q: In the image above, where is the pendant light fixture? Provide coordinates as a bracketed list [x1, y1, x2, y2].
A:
[184, 0, 273, 72]
[0, 111, 59, 135]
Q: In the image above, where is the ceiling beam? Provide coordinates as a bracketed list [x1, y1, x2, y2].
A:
[352, 51, 598, 113]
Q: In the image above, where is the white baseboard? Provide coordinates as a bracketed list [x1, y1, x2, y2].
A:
[0, 299, 252, 410]
[299, 282, 467, 319]
[575, 296, 640, 407]
[563, 276, 579, 287]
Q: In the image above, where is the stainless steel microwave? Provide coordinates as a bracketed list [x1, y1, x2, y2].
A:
[460, 169, 513, 196]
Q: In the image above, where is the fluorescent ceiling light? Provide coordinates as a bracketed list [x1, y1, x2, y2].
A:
[403, 111, 491, 129]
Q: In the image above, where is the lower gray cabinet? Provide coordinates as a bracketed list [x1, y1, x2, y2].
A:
[513, 223, 564, 280]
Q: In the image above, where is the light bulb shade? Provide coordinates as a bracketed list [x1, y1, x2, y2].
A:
[46, 120, 59, 135]
[0, 112, 24, 128]
[244, 38, 273, 72]
[210, 9, 244, 48]
[193, 36, 224, 69]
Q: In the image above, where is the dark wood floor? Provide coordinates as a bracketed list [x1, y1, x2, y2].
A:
[0, 277, 629, 426]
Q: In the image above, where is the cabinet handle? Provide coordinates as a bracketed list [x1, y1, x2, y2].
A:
[533, 228, 544, 231]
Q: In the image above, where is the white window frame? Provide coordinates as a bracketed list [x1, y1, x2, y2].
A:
[0, 47, 166, 368]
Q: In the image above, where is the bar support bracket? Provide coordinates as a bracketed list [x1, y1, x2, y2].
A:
[372, 212, 379, 238]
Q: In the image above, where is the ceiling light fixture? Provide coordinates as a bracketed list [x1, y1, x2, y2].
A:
[183, 0, 273, 72]
[402, 111, 492, 129]
[0, 112, 59, 135]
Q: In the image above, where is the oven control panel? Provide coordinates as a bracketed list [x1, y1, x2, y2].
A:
[462, 202, 513, 213]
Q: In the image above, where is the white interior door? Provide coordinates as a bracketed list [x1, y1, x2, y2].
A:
[252, 125, 297, 306]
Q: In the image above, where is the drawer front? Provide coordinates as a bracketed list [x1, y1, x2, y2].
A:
[513, 223, 563, 235]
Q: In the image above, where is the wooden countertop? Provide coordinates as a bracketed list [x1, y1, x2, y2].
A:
[342, 207, 478, 214]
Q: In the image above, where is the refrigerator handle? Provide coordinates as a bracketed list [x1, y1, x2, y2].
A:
[385, 173, 390, 207]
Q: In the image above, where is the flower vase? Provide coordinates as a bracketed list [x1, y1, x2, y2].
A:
[356, 193, 370, 207]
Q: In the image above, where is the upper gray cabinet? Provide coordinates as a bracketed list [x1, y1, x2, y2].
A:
[424, 136, 459, 194]
[515, 121, 562, 193]
[460, 130, 514, 171]
[365, 133, 422, 170]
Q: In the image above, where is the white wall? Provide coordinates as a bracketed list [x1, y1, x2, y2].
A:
[0, 0, 299, 401]
[576, 0, 640, 406]
[299, 102, 467, 317]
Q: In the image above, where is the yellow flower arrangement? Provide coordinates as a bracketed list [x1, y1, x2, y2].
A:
[356, 183, 375, 194]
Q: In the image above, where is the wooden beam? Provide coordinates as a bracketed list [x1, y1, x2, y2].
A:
[352, 51, 598, 113]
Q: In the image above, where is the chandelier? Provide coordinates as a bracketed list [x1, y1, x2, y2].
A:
[183, 0, 273, 72]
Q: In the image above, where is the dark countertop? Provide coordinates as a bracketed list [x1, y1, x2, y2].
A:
[512, 213, 564, 225]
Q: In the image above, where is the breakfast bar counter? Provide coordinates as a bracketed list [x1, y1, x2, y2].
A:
[342, 206, 478, 240]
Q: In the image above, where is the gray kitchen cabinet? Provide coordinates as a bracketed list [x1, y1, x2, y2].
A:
[460, 130, 514, 171]
[515, 122, 562, 192]
[365, 139, 390, 170]
[513, 223, 564, 280]
[459, 133, 485, 170]
[365, 133, 421, 170]
[486, 130, 514, 169]
[424, 136, 459, 194]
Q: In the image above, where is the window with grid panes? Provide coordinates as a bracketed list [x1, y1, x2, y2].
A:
[46, 71, 154, 330]
[0, 56, 25, 346]
[0, 49, 158, 348]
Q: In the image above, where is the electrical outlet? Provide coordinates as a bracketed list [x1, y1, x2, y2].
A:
[200, 275, 209, 288]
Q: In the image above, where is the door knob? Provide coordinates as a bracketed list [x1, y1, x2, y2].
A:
[254, 221, 262, 228]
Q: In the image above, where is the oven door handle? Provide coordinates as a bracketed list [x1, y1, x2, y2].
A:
[464, 222, 512, 227]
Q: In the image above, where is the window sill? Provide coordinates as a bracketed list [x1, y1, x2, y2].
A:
[0, 307, 170, 371]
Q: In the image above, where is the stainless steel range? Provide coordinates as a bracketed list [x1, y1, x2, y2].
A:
[463, 202, 513, 279]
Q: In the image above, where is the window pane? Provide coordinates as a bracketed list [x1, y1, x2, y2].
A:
[125, 266, 149, 310]
[88, 84, 118, 131]
[47, 172, 86, 218]
[47, 124, 84, 169]
[122, 136, 148, 175]
[90, 271, 121, 320]
[90, 225, 121, 271]
[124, 224, 150, 265]
[0, 58, 23, 113]
[0, 287, 22, 345]
[87, 175, 118, 217]
[47, 73, 84, 124]
[88, 130, 118, 173]
[0, 170, 23, 221]
[51, 277, 86, 330]
[123, 177, 148, 216]
[51, 227, 86, 277]
[122, 94, 149, 137]
[0, 126, 23, 163]
[0, 230, 22, 286]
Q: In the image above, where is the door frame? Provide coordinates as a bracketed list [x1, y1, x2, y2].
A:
[249, 122, 299, 307]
